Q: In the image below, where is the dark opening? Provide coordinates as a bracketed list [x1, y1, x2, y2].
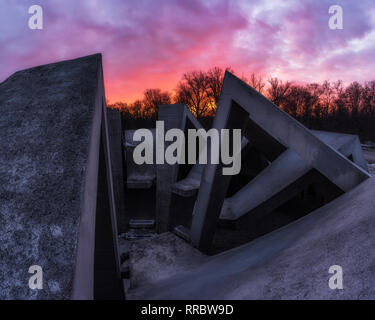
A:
[94, 129, 124, 300]
[211, 168, 344, 254]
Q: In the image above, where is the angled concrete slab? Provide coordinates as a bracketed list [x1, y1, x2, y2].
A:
[128, 177, 375, 300]
[0, 55, 123, 299]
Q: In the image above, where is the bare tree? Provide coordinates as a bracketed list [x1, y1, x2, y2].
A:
[248, 73, 265, 94]
[361, 80, 375, 139]
[129, 100, 144, 118]
[362, 81, 375, 116]
[206, 67, 225, 112]
[175, 71, 211, 120]
[143, 88, 171, 117]
[344, 82, 363, 117]
[306, 83, 322, 120]
[319, 81, 333, 118]
[266, 77, 292, 107]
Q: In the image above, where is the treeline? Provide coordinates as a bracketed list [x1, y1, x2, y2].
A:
[108, 67, 375, 141]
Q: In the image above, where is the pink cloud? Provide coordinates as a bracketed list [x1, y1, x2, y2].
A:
[1, 0, 375, 102]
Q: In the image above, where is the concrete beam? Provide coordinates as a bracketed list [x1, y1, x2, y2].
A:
[190, 100, 249, 252]
[221, 130, 369, 221]
[220, 72, 369, 192]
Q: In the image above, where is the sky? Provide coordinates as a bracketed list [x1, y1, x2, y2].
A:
[1, 0, 375, 103]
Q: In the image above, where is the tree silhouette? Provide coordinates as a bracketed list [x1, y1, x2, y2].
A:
[175, 71, 211, 120]
[143, 88, 171, 117]
[107, 66, 375, 141]
[267, 77, 292, 107]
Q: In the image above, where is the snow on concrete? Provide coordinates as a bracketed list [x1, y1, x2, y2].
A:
[129, 177, 375, 300]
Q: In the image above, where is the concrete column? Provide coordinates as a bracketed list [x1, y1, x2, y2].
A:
[107, 108, 127, 233]
[190, 100, 249, 253]
[156, 104, 186, 233]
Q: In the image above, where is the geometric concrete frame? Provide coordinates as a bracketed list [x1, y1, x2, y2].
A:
[219, 129, 369, 222]
[191, 71, 370, 253]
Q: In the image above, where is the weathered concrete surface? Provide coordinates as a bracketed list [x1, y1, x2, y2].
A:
[0, 54, 103, 299]
[127, 232, 206, 295]
[312, 130, 368, 171]
[129, 177, 375, 300]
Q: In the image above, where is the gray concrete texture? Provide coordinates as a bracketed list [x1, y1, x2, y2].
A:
[128, 176, 375, 299]
[0, 54, 121, 300]
[128, 232, 206, 292]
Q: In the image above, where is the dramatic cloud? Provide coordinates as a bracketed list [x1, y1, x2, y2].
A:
[1, 0, 374, 102]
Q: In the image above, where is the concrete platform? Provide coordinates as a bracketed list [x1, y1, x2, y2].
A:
[127, 232, 206, 294]
[129, 177, 375, 300]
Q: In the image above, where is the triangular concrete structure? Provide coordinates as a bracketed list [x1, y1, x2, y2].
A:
[191, 71, 370, 252]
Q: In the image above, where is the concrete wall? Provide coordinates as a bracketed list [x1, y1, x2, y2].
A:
[0, 55, 123, 300]
[107, 108, 127, 233]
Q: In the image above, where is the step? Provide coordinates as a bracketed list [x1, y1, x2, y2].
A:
[128, 219, 155, 229]
[172, 177, 200, 197]
[173, 225, 191, 242]
[127, 176, 155, 189]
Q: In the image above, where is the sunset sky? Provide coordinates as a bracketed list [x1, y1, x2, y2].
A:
[1, 0, 375, 103]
